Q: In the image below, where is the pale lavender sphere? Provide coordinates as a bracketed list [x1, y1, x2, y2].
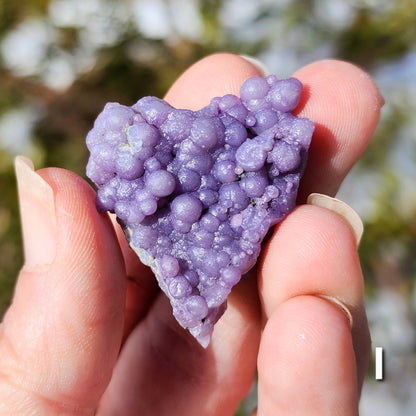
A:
[171, 194, 203, 223]
[86, 75, 314, 347]
[168, 276, 192, 299]
[240, 76, 270, 101]
[235, 139, 268, 172]
[146, 170, 176, 197]
[267, 77, 303, 112]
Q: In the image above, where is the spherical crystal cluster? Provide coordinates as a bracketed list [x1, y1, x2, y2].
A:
[86, 75, 314, 347]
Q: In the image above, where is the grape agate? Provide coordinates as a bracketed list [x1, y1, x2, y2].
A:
[86, 75, 314, 347]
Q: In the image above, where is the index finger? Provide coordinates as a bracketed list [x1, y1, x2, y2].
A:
[293, 59, 383, 201]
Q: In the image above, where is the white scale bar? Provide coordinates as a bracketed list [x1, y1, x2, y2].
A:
[375, 347, 383, 380]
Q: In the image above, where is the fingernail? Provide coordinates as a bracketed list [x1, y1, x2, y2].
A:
[379, 93, 386, 107]
[318, 295, 354, 330]
[306, 193, 364, 246]
[239, 55, 269, 76]
[15, 156, 57, 268]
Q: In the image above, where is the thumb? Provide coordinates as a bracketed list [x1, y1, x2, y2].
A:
[0, 157, 126, 414]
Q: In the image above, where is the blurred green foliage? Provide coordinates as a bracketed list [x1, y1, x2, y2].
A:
[338, 0, 416, 67]
[0, 1, 415, 413]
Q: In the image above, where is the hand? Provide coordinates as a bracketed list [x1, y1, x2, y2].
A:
[0, 53, 382, 415]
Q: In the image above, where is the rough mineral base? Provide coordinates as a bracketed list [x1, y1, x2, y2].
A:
[86, 75, 314, 347]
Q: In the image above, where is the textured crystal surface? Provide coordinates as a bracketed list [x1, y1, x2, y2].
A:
[86, 75, 314, 347]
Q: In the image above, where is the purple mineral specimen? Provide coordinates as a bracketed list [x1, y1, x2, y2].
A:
[86, 75, 314, 347]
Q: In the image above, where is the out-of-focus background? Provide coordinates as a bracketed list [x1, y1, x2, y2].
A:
[0, 1, 415, 414]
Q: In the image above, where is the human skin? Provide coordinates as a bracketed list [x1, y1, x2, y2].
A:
[0, 53, 382, 415]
